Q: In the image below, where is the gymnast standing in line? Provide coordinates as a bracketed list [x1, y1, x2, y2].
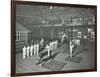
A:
[30, 43, 34, 56]
[26, 44, 30, 57]
[23, 45, 27, 59]
[69, 40, 75, 58]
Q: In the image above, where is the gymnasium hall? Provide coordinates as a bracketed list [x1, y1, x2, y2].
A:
[16, 4, 96, 73]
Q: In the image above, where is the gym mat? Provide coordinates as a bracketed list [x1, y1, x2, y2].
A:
[66, 56, 82, 63]
[42, 60, 66, 71]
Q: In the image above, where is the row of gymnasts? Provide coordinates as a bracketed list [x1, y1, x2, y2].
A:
[22, 37, 81, 64]
[22, 38, 58, 61]
[22, 41, 39, 59]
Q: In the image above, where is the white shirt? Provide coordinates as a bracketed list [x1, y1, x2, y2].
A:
[27, 45, 30, 52]
[23, 46, 26, 53]
[40, 38, 44, 45]
[45, 45, 51, 56]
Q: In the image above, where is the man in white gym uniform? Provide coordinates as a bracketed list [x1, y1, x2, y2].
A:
[61, 33, 66, 43]
[36, 41, 39, 55]
[30, 44, 34, 56]
[33, 42, 37, 55]
[23, 45, 27, 59]
[40, 38, 44, 46]
[45, 44, 51, 57]
[27, 44, 30, 57]
[70, 40, 74, 58]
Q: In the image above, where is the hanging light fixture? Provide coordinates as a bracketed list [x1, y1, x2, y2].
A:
[50, 5, 53, 10]
[49, 5, 53, 14]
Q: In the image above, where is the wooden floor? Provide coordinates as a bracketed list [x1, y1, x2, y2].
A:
[16, 43, 95, 73]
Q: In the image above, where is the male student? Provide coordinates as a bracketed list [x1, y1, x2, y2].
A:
[45, 44, 51, 57]
[30, 44, 34, 56]
[40, 38, 44, 46]
[70, 40, 74, 58]
[33, 42, 37, 55]
[27, 44, 30, 57]
[49, 41, 52, 51]
[61, 33, 66, 43]
[36, 41, 39, 55]
[23, 45, 27, 59]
